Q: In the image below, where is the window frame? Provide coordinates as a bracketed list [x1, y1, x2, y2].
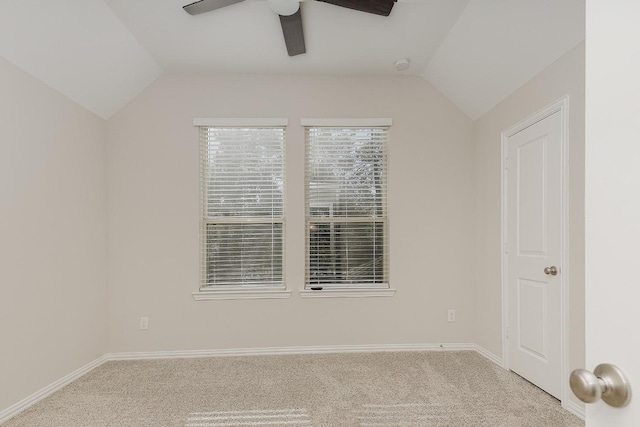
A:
[193, 118, 291, 300]
[301, 118, 394, 296]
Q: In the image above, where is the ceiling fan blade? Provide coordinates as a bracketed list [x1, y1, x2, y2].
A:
[183, 0, 245, 15]
[279, 9, 306, 56]
[317, 0, 396, 16]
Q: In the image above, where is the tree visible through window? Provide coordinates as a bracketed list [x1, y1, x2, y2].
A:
[200, 126, 285, 288]
[305, 126, 389, 289]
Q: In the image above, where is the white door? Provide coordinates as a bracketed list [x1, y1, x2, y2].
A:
[505, 110, 563, 399]
[584, 0, 640, 425]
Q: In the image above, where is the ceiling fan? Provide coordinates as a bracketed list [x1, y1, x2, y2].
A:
[183, 0, 397, 56]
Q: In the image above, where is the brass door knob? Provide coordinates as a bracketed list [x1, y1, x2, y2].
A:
[544, 266, 558, 275]
[570, 364, 632, 408]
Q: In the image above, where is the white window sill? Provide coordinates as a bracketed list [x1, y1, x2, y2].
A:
[298, 288, 396, 298]
[192, 288, 292, 301]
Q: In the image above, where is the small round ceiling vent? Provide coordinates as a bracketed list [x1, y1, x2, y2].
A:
[394, 58, 410, 71]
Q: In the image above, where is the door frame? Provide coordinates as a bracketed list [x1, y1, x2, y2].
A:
[500, 96, 571, 406]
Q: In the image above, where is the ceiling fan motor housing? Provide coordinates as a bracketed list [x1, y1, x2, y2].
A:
[268, 0, 300, 16]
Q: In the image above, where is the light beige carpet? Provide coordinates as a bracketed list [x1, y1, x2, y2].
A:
[4, 351, 584, 426]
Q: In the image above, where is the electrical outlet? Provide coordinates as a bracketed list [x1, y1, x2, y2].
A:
[139, 316, 149, 330]
[447, 309, 456, 322]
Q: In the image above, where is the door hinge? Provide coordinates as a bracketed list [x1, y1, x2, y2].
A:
[504, 242, 509, 253]
[505, 326, 510, 339]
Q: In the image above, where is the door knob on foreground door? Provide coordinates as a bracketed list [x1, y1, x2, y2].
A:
[570, 364, 632, 407]
[544, 266, 558, 275]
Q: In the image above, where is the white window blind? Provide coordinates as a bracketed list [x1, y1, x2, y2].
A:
[200, 125, 285, 289]
[304, 125, 389, 289]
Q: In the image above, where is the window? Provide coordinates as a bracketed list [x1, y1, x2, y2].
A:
[303, 119, 390, 290]
[196, 119, 287, 298]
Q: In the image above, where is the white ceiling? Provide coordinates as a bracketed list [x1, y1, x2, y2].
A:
[0, 0, 584, 120]
[422, 0, 585, 119]
[0, 0, 162, 119]
[105, 0, 469, 75]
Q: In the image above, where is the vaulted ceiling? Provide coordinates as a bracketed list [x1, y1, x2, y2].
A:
[0, 0, 584, 120]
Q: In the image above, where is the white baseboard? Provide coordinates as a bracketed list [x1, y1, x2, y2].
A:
[563, 399, 586, 420]
[0, 355, 109, 425]
[0, 343, 510, 425]
[473, 344, 504, 367]
[107, 342, 476, 360]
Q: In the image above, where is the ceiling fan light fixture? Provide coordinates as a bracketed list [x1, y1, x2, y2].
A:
[183, 0, 395, 56]
[268, 0, 300, 16]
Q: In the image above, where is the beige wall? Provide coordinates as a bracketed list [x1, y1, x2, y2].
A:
[1, 46, 587, 415]
[0, 58, 108, 412]
[473, 43, 585, 404]
[106, 74, 476, 352]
